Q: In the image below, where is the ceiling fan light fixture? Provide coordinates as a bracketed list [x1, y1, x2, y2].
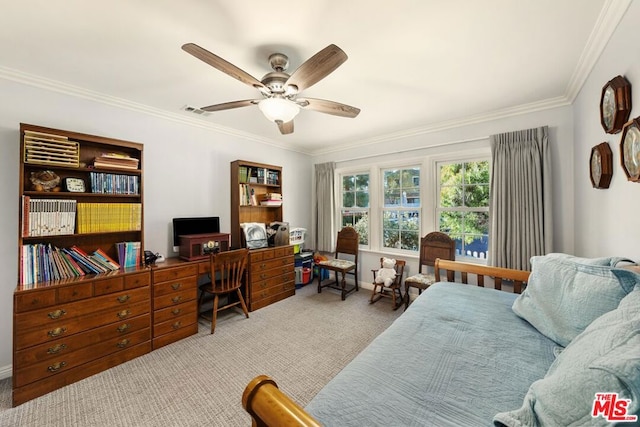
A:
[258, 98, 300, 123]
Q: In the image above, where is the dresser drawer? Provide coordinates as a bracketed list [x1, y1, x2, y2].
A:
[14, 328, 150, 388]
[153, 287, 197, 310]
[251, 264, 294, 282]
[152, 265, 198, 283]
[251, 255, 294, 273]
[153, 300, 196, 324]
[250, 287, 296, 311]
[124, 272, 151, 289]
[251, 272, 295, 298]
[14, 287, 150, 331]
[15, 300, 151, 350]
[93, 277, 124, 296]
[251, 280, 295, 302]
[14, 314, 150, 368]
[153, 313, 196, 337]
[153, 276, 197, 297]
[249, 249, 274, 263]
[14, 289, 57, 313]
[57, 283, 93, 303]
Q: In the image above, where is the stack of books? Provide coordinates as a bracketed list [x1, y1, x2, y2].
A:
[259, 193, 282, 206]
[20, 244, 121, 286]
[93, 153, 139, 170]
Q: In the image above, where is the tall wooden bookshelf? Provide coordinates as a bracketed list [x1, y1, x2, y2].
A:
[230, 160, 283, 248]
[14, 123, 149, 406]
[18, 123, 144, 285]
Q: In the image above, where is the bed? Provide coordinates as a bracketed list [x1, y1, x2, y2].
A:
[242, 256, 640, 426]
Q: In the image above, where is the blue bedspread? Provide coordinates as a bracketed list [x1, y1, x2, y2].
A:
[305, 282, 559, 426]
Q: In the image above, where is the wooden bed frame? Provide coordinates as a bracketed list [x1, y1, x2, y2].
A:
[242, 259, 530, 427]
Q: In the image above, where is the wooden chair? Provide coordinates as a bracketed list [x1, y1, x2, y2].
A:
[404, 232, 455, 309]
[198, 248, 249, 334]
[317, 227, 359, 300]
[369, 257, 406, 310]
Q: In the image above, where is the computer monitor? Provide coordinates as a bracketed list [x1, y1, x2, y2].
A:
[172, 216, 220, 247]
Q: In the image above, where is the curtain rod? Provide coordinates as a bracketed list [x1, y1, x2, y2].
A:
[335, 135, 489, 163]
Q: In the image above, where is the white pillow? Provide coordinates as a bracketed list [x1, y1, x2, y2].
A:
[512, 255, 638, 346]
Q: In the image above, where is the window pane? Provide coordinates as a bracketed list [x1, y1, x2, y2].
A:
[382, 211, 399, 230]
[401, 231, 419, 251]
[464, 211, 489, 235]
[342, 211, 368, 245]
[464, 161, 490, 185]
[439, 211, 463, 235]
[355, 191, 369, 208]
[464, 184, 489, 207]
[385, 189, 401, 207]
[342, 175, 354, 191]
[403, 187, 420, 207]
[355, 174, 369, 191]
[440, 185, 462, 207]
[343, 192, 354, 207]
[440, 163, 462, 185]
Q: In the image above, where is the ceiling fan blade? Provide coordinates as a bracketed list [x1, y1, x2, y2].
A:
[200, 99, 259, 112]
[297, 98, 360, 118]
[285, 44, 347, 93]
[182, 43, 267, 92]
[276, 120, 294, 135]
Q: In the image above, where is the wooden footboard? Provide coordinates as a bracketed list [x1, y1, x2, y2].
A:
[242, 375, 320, 427]
[434, 259, 530, 293]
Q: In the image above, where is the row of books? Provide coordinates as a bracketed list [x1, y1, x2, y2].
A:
[21, 197, 76, 237]
[93, 153, 139, 170]
[89, 172, 140, 195]
[237, 166, 279, 185]
[239, 184, 257, 206]
[116, 241, 141, 268]
[20, 244, 122, 286]
[76, 203, 141, 233]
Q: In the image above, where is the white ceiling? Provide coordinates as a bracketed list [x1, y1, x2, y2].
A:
[0, 1, 628, 154]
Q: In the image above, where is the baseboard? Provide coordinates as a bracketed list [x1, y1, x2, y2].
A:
[0, 364, 11, 380]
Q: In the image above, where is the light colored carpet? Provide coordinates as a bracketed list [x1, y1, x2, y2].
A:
[0, 283, 402, 426]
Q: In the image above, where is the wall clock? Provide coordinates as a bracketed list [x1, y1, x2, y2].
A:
[600, 75, 631, 134]
[620, 117, 640, 182]
[589, 142, 613, 189]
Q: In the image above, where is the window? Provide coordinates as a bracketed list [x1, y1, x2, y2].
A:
[340, 173, 369, 245]
[382, 167, 420, 251]
[437, 160, 490, 259]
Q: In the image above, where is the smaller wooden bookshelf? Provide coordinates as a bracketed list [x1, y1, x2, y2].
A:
[230, 160, 283, 249]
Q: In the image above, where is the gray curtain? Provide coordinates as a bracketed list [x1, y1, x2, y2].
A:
[315, 162, 335, 252]
[488, 126, 552, 270]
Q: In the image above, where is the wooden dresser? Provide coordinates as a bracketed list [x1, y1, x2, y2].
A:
[150, 261, 199, 349]
[12, 271, 151, 406]
[248, 246, 295, 311]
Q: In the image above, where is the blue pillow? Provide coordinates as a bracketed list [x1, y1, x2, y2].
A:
[495, 287, 640, 427]
[546, 252, 635, 267]
[512, 255, 638, 346]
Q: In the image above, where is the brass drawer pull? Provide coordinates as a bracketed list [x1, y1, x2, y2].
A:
[260, 282, 267, 288]
[116, 323, 130, 333]
[116, 309, 131, 319]
[260, 263, 267, 269]
[260, 273, 267, 280]
[171, 308, 182, 316]
[47, 344, 67, 354]
[171, 296, 182, 304]
[117, 295, 131, 303]
[116, 339, 130, 348]
[171, 283, 182, 290]
[47, 361, 66, 372]
[47, 309, 66, 320]
[172, 321, 182, 330]
[47, 327, 66, 338]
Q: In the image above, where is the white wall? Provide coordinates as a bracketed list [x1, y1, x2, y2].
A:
[573, 0, 640, 258]
[0, 79, 312, 373]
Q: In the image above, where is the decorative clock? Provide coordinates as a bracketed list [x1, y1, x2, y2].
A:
[589, 142, 613, 189]
[620, 117, 640, 182]
[600, 75, 631, 134]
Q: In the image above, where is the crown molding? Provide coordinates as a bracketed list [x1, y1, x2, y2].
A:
[0, 66, 312, 155]
[564, 0, 633, 101]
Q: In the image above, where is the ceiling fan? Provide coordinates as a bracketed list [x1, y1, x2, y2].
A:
[181, 43, 360, 135]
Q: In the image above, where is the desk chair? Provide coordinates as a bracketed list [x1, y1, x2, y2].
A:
[198, 248, 249, 334]
[317, 227, 359, 300]
[370, 257, 406, 310]
[404, 232, 455, 309]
